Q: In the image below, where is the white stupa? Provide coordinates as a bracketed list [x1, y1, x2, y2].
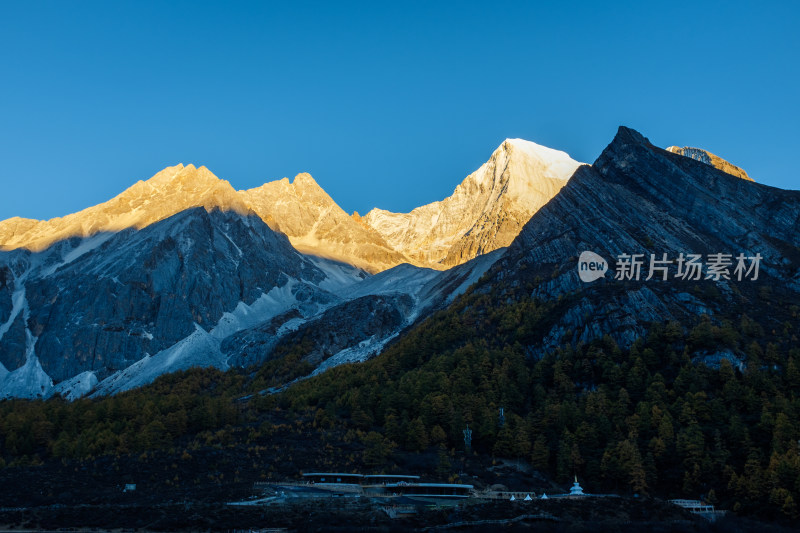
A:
[569, 475, 585, 496]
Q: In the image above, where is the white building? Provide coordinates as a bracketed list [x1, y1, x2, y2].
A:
[569, 476, 585, 496]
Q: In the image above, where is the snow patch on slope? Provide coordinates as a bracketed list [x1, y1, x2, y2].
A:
[344, 263, 440, 301]
[89, 277, 344, 397]
[51, 371, 98, 400]
[304, 256, 367, 296]
[0, 283, 55, 399]
[503, 138, 582, 182]
[340, 248, 503, 322]
[40, 232, 116, 277]
[92, 324, 226, 396]
[211, 281, 301, 340]
[311, 332, 401, 377]
[0, 330, 53, 399]
[0, 285, 25, 342]
[417, 247, 505, 310]
[276, 317, 306, 336]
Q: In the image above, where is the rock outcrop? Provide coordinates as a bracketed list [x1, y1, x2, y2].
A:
[223, 293, 414, 369]
[0, 207, 338, 391]
[0, 202, 506, 399]
[0, 166, 406, 275]
[666, 145, 753, 181]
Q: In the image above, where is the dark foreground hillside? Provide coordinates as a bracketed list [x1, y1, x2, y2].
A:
[0, 302, 799, 532]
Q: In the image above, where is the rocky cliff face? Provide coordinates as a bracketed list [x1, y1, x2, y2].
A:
[0, 206, 354, 397]
[363, 139, 582, 268]
[0, 202, 505, 399]
[480, 127, 800, 357]
[222, 293, 414, 369]
[666, 145, 753, 181]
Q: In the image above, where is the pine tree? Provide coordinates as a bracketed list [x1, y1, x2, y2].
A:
[531, 434, 550, 471]
[362, 431, 393, 467]
[406, 418, 429, 452]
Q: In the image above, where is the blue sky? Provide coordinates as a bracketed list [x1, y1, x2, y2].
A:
[1, 1, 798, 221]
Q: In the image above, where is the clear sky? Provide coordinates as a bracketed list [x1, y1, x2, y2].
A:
[1, 1, 798, 221]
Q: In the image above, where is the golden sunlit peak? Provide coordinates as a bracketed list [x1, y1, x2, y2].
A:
[291, 172, 321, 188]
[143, 163, 186, 186]
[0, 162, 251, 253]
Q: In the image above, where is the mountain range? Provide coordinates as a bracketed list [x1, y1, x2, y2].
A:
[0, 138, 577, 399]
[1, 129, 795, 401]
[0, 138, 581, 273]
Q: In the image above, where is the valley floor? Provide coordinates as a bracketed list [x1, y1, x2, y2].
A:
[0, 452, 796, 532]
[0, 497, 794, 532]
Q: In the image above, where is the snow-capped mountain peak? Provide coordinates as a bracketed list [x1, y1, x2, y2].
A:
[363, 138, 583, 268]
[501, 137, 585, 180]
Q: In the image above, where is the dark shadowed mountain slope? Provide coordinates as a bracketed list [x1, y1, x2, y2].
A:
[478, 126, 800, 356]
[0, 207, 354, 397]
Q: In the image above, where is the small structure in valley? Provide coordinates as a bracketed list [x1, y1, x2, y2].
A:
[669, 499, 727, 522]
[302, 472, 363, 484]
[541, 476, 596, 499]
[386, 482, 473, 499]
[254, 472, 473, 503]
[569, 476, 585, 496]
[363, 474, 421, 485]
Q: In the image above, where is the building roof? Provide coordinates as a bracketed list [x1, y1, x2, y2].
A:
[363, 474, 421, 479]
[302, 473, 364, 477]
[386, 483, 473, 489]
